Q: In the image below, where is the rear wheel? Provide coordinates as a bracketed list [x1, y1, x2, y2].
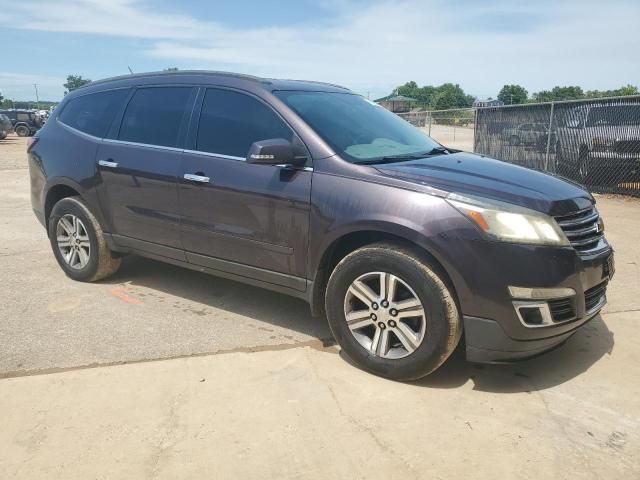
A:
[48, 197, 121, 282]
[508, 135, 520, 146]
[325, 243, 462, 380]
[15, 125, 30, 137]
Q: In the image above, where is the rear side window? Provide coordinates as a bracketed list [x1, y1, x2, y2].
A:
[59, 89, 129, 137]
[196, 89, 292, 157]
[119, 87, 191, 148]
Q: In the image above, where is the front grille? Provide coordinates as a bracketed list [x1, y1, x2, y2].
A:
[585, 281, 608, 312]
[614, 140, 640, 154]
[548, 297, 576, 322]
[555, 207, 605, 254]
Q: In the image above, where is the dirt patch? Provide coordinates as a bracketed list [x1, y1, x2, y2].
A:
[0, 134, 28, 170]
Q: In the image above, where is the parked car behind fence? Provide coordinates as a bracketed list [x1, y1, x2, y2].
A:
[474, 96, 640, 196]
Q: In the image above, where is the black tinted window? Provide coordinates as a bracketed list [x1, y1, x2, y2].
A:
[119, 87, 191, 148]
[197, 89, 292, 157]
[59, 89, 129, 137]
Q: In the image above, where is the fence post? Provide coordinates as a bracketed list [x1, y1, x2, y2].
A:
[473, 108, 477, 153]
[544, 102, 555, 171]
[428, 114, 432, 136]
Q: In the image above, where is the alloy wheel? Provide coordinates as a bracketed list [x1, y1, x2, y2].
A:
[56, 214, 91, 270]
[343, 272, 426, 359]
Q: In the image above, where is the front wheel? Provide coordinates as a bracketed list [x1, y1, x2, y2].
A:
[325, 243, 462, 380]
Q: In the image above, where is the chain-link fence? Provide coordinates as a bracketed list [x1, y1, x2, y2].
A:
[398, 108, 476, 151]
[474, 96, 640, 196]
[390, 98, 640, 196]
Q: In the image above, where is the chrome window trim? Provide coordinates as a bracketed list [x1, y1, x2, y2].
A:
[56, 117, 103, 141]
[182, 149, 245, 161]
[102, 138, 184, 152]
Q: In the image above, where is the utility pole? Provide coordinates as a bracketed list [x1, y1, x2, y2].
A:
[33, 84, 40, 110]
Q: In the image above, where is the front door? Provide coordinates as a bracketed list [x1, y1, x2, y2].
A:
[179, 88, 311, 289]
[96, 86, 195, 257]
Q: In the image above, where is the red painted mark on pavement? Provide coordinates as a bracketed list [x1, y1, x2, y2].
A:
[110, 287, 144, 305]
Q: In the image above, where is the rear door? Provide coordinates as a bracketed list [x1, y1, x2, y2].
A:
[96, 86, 196, 258]
[179, 87, 312, 287]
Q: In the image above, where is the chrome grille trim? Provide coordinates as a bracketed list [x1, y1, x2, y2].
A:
[555, 207, 606, 254]
[556, 210, 599, 228]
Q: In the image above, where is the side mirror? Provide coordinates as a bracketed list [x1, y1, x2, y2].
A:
[247, 138, 304, 167]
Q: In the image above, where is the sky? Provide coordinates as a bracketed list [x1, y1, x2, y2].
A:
[1, 0, 639, 101]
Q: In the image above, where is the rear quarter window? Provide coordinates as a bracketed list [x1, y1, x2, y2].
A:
[59, 89, 130, 138]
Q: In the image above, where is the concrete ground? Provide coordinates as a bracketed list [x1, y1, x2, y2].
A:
[1, 134, 639, 479]
[422, 123, 475, 151]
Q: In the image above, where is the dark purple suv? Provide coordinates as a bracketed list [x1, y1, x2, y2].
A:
[28, 71, 614, 380]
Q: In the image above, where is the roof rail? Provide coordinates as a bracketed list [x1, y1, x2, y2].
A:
[77, 70, 268, 90]
[271, 78, 350, 91]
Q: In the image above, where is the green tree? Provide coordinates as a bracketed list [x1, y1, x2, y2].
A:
[584, 84, 639, 99]
[63, 75, 92, 94]
[497, 84, 528, 105]
[430, 83, 475, 110]
[532, 86, 584, 102]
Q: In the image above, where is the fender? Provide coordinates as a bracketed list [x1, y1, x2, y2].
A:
[307, 215, 477, 318]
[42, 176, 111, 234]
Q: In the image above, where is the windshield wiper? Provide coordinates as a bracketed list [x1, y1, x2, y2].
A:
[357, 147, 449, 165]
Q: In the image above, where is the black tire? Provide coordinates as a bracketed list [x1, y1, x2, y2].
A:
[0, 132, 6, 140]
[508, 135, 520, 146]
[48, 197, 121, 282]
[556, 143, 571, 177]
[15, 125, 30, 137]
[325, 243, 462, 381]
[578, 147, 591, 183]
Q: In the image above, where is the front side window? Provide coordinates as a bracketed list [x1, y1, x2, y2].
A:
[586, 106, 640, 127]
[59, 89, 129, 137]
[119, 87, 192, 148]
[196, 88, 293, 158]
[274, 91, 441, 163]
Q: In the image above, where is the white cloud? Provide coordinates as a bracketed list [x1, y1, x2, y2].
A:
[0, 72, 64, 101]
[1, 0, 639, 100]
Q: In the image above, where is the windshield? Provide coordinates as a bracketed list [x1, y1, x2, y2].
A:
[274, 91, 441, 163]
[586, 106, 640, 127]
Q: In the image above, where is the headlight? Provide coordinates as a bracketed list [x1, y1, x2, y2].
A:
[447, 193, 569, 246]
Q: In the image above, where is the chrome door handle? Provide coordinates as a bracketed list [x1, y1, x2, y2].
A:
[98, 160, 118, 168]
[183, 173, 210, 183]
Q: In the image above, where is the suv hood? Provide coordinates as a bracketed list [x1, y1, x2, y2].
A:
[374, 151, 593, 216]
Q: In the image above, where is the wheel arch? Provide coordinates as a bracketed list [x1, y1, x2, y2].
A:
[43, 178, 86, 232]
[308, 226, 460, 319]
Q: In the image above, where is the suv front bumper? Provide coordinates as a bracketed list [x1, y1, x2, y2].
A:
[452, 242, 614, 363]
[464, 310, 600, 363]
